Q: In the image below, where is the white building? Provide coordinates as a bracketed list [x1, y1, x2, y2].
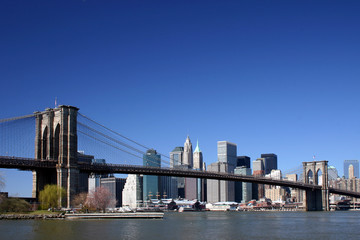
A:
[122, 174, 142, 209]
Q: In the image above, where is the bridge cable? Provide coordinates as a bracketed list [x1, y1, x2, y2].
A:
[78, 112, 171, 160]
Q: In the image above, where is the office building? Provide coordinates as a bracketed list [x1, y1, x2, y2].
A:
[261, 153, 278, 174]
[122, 174, 143, 208]
[234, 166, 252, 203]
[160, 175, 178, 199]
[344, 160, 359, 179]
[328, 166, 339, 181]
[143, 149, 161, 202]
[183, 136, 193, 167]
[170, 147, 184, 168]
[207, 141, 237, 203]
[100, 177, 126, 207]
[193, 140, 203, 170]
[170, 146, 185, 197]
[193, 140, 205, 201]
[237, 156, 251, 168]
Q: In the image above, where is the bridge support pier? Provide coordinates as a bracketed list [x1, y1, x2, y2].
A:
[303, 161, 329, 211]
[32, 169, 57, 199]
[33, 105, 79, 208]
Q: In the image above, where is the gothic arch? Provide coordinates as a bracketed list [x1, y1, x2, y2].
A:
[316, 168, 323, 185]
[307, 169, 314, 184]
[42, 126, 48, 159]
[53, 124, 60, 160]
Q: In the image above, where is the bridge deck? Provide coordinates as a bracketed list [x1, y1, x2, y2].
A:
[1, 156, 359, 197]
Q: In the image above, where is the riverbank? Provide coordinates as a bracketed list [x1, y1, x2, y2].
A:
[0, 212, 164, 220]
[65, 212, 164, 219]
[0, 213, 64, 220]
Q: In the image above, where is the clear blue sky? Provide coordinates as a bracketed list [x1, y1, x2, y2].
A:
[1, 0, 360, 197]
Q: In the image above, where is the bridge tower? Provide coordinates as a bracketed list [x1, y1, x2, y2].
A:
[302, 161, 329, 211]
[32, 105, 79, 208]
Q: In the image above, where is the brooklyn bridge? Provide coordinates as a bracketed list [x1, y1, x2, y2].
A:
[0, 105, 359, 211]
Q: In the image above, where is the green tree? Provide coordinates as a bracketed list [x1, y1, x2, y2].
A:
[0, 198, 31, 213]
[39, 185, 66, 210]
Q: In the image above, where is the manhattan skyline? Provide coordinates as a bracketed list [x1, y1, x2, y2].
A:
[1, 0, 360, 196]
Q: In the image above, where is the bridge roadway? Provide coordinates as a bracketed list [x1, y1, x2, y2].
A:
[1, 156, 359, 198]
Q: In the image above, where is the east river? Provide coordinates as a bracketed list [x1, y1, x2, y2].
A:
[1, 211, 360, 240]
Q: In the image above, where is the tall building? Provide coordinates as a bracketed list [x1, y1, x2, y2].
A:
[160, 175, 178, 199]
[237, 156, 251, 168]
[122, 174, 143, 208]
[261, 153, 278, 174]
[100, 177, 126, 207]
[183, 136, 193, 167]
[344, 160, 359, 179]
[170, 147, 184, 168]
[192, 140, 204, 201]
[193, 140, 203, 170]
[328, 166, 339, 181]
[252, 158, 265, 200]
[143, 149, 161, 202]
[207, 141, 237, 203]
[234, 166, 252, 203]
[170, 146, 185, 198]
[207, 162, 221, 203]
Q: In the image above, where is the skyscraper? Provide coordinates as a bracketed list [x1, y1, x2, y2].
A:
[234, 166, 252, 203]
[193, 140, 203, 170]
[193, 140, 204, 201]
[143, 149, 161, 202]
[261, 153, 278, 174]
[122, 174, 143, 208]
[207, 141, 237, 203]
[170, 147, 184, 168]
[252, 158, 265, 199]
[170, 146, 185, 198]
[344, 160, 359, 179]
[237, 156, 251, 168]
[183, 136, 193, 168]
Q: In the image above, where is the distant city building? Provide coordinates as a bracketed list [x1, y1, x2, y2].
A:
[218, 141, 237, 168]
[207, 141, 237, 203]
[100, 177, 126, 207]
[183, 136, 193, 168]
[122, 174, 143, 208]
[344, 160, 359, 179]
[170, 146, 185, 197]
[170, 147, 184, 168]
[265, 170, 287, 202]
[286, 174, 301, 202]
[236, 156, 251, 168]
[160, 175, 178, 199]
[234, 166, 252, 203]
[328, 166, 339, 181]
[193, 140, 205, 201]
[252, 158, 265, 200]
[207, 162, 221, 203]
[261, 153, 278, 174]
[193, 140, 203, 170]
[143, 149, 161, 202]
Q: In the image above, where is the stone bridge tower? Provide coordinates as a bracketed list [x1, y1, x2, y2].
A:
[302, 160, 329, 211]
[32, 105, 79, 208]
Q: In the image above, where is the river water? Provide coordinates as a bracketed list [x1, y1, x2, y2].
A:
[1, 211, 359, 240]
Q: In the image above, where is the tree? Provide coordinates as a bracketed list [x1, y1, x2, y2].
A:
[0, 198, 31, 213]
[86, 186, 114, 212]
[39, 185, 66, 210]
[72, 192, 88, 210]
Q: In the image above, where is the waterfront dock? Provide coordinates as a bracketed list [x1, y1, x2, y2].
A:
[65, 212, 164, 219]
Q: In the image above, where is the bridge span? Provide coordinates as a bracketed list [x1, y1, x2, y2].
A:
[1, 156, 360, 199]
